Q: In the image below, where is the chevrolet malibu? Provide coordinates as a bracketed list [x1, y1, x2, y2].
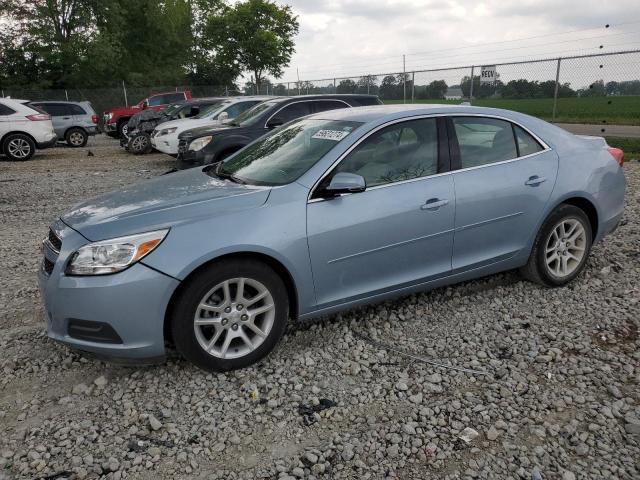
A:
[39, 105, 625, 372]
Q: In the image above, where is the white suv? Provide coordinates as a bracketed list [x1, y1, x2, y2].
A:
[0, 98, 57, 161]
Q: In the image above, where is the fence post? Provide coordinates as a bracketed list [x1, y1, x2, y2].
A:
[65, 89, 69, 101]
[403, 55, 406, 104]
[552, 58, 562, 122]
[122, 80, 128, 107]
[411, 72, 415, 103]
[468, 66, 475, 104]
[333, 78, 336, 93]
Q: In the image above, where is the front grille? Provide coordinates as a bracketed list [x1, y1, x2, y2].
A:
[48, 228, 62, 252]
[43, 257, 54, 275]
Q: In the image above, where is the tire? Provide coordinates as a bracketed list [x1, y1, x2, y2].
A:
[2, 133, 35, 161]
[128, 133, 152, 155]
[171, 259, 289, 372]
[117, 120, 129, 137]
[520, 204, 593, 287]
[65, 128, 88, 148]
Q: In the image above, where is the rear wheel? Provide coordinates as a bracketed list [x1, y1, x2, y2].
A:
[520, 204, 592, 287]
[2, 133, 35, 161]
[65, 128, 88, 147]
[171, 259, 289, 372]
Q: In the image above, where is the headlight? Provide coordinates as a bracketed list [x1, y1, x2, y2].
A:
[157, 127, 177, 137]
[188, 136, 213, 152]
[65, 229, 169, 276]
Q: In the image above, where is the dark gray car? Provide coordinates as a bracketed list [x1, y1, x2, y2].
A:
[29, 101, 98, 147]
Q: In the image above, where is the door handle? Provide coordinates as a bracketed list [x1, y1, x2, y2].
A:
[421, 198, 449, 211]
[62, 117, 71, 120]
[525, 175, 547, 186]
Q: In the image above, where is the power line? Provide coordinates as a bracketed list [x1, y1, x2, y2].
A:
[289, 19, 640, 74]
[296, 29, 640, 78]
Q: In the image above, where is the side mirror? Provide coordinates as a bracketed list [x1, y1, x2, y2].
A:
[267, 117, 284, 129]
[217, 111, 229, 123]
[322, 172, 366, 196]
[142, 100, 149, 109]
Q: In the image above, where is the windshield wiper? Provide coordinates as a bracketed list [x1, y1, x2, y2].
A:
[212, 163, 246, 184]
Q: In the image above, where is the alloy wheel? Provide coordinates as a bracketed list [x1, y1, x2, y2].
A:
[544, 218, 587, 278]
[193, 277, 276, 359]
[69, 132, 85, 146]
[7, 138, 31, 159]
[131, 135, 147, 151]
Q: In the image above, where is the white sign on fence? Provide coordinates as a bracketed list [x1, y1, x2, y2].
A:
[480, 65, 497, 84]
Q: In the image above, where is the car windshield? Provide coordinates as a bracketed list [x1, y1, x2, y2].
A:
[162, 103, 183, 116]
[230, 100, 279, 126]
[213, 118, 362, 186]
[193, 100, 228, 119]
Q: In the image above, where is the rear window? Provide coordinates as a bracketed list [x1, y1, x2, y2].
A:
[34, 103, 69, 116]
[69, 104, 87, 115]
[0, 103, 16, 115]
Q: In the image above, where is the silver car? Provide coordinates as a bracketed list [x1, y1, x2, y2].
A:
[29, 101, 98, 147]
[39, 105, 625, 372]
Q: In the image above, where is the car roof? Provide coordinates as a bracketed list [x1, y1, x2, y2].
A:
[29, 100, 89, 105]
[307, 104, 527, 123]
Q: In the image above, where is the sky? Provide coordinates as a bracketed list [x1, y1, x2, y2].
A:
[275, 0, 640, 85]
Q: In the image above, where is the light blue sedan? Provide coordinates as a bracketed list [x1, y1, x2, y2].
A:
[39, 105, 626, 371]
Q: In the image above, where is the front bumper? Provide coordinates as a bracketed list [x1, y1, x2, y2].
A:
[38, 221, 180, 362]
[151, 134, 179, 155]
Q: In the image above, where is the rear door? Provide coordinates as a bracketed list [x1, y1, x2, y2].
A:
[448, 116, 558, 271]
[265, 101, 313, 129]
[34, 103, 72, 138]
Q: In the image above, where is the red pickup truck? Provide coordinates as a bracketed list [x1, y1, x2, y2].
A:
[102, 90, 192, 137]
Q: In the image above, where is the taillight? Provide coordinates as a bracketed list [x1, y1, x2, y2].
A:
[91, 114, 97, 124]
[26, 114, 51, 121]
[607, 147, 624, 167]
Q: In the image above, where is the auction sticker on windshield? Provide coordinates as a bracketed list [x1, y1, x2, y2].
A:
[312, 130, 350, 141]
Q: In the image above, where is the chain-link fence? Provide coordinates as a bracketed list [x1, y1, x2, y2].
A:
[2, 50, 639, 125]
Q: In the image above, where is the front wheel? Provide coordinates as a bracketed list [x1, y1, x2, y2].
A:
[128, 133, 152, 155]
[520, 204, 592, 287]
[171, 259, 289, 372]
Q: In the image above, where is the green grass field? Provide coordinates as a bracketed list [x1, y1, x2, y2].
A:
[384, 96, 640, 125]
[606, 137, 640, 160]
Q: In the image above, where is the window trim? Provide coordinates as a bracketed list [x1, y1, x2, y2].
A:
[308, 113, 551, 203]
[447, 115, 549, 173]
[264, 99, 351, 129]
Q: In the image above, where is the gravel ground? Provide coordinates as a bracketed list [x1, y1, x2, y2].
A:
[0, 137, 638, 480]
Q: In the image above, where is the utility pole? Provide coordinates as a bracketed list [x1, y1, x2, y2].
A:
[552, 58, 562, 121]
[403, 55, 406, 104]
[122, 80, 128, 107]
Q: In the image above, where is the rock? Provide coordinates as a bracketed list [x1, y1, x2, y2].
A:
[562, 471, 576, 480]
[486, 426, 500, 441]
[149, 415, 162, 431]
[94, 375, 108, 387]
[459, 427, 479, 443]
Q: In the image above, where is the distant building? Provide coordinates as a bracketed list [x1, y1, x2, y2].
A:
[444, 87, 463, 100]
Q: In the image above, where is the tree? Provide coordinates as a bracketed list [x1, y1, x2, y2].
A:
[207, 0, 298, 92]
[336, 79, 356, 94]
[379, 75, 398, 99]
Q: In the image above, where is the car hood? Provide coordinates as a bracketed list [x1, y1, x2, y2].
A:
[61, 168, 271, 241]
[155, 117, 220, 133]
[180, 123, 248, 139]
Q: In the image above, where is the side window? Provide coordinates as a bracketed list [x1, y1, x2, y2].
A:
[35, 103, 69, 116]
[335, 118, 438, 187]
[224, 101, 258, 118]
[165, 92, 186, 104]
[273, 102, 312, 124]
[69, 104, 86, 115]
[312, 100, 348, 113]
[0, 103, 15, 115]
[453, 117, 517, 168]
[148, 95, 166, 106]
[514, 125, 544, 156]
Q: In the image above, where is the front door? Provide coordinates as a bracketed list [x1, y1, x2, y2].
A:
[448, 116, 558, 271]
[307, 117, 455, 308]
